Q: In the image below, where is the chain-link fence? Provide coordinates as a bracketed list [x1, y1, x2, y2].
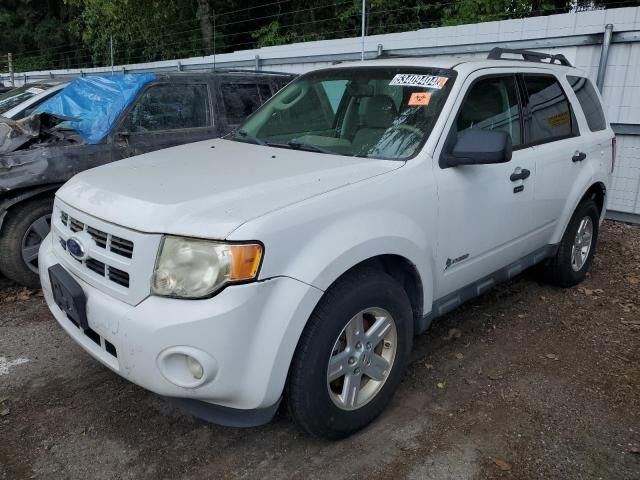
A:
[2, 0, 636, 79]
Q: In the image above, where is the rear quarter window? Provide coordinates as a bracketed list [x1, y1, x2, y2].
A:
[567, 76, 607, 132]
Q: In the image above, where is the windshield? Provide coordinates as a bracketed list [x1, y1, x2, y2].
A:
[232, 66, 455, 160]
[0, 85, 48, 114]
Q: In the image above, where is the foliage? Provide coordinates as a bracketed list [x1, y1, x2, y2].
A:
[0, 0, 636, 73]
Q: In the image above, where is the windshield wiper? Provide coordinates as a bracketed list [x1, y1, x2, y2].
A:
[236, 129, 267, 146]
[286, 139, 335, 155]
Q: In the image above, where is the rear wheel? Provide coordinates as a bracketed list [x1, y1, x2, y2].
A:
[543, 199, 600, 287]
[0, 197, 53, 287]
[287, 267, 413, 439]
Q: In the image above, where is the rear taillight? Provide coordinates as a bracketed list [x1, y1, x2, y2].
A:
[611, 137, 616, 173]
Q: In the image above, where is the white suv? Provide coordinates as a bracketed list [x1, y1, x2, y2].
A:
[39, 49, 614, 438]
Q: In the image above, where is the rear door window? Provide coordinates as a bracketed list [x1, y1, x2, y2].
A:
[522, 75, 577, 144]
[567, 76, 607, 132]
[123, 83, 210, 133]
[221, 82, 272, 126]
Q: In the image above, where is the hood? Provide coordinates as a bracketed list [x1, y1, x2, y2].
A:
[57, 139, 403, 238]
[0, 112, 76, 154]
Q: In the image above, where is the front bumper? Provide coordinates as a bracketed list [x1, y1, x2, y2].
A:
[39, 234, 323, 419]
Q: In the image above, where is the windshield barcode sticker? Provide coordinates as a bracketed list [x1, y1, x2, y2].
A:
[390, 74, 448, 89]
[26, 87, 45, 95]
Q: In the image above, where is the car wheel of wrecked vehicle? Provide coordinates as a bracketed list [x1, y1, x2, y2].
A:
[287, 267, 413, 439]
[0, 197, 53, 287]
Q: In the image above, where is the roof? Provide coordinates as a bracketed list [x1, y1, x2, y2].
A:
[327, 55, 578, 75]
[155, 70, 296, 81]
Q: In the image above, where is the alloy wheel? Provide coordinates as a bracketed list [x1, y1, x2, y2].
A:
[571, 216, 593, 272]
[326, 307, 398, 411]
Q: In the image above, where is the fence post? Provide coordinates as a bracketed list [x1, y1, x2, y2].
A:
[8, 53, 15, 87]
[110, 36, 115, 75]
[255, 55, 260, 71]
[361, 0, 366, 61]
[596, 24, 614, 92]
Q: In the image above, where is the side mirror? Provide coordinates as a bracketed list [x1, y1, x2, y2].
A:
[441, 129, 512, 168]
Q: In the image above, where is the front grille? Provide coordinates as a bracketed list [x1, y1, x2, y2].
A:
[86, 258, 106, 276]
[69, 217, 84, 232]
[58, 210, 135, 289]
[61, 211, 134, 259]
[110, 236, 134, 258]
[87, 227, 107, 248]
[108, 267, 130, 288]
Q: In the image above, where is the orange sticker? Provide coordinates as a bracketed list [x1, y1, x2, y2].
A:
[408, 92, 432, 106]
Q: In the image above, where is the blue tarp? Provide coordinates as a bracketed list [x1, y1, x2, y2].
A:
[35, 74, 156, 144]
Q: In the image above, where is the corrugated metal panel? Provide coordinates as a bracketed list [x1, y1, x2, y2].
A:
[610, 136, 640, 214]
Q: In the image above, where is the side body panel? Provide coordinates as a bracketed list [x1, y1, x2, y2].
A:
[0, 143, 114, 196]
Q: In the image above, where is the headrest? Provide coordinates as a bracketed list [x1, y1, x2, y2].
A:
[360, 95, 397, 129]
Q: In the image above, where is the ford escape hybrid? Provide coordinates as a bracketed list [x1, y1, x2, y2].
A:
[39, 49, 614, 438]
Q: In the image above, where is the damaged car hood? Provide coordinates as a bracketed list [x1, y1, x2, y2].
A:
[57, 138, 403, 239]
[0, 112, 78, 154]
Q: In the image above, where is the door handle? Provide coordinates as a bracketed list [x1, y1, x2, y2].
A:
[572, 151, 587, 162]
[510, 168, 531, 182]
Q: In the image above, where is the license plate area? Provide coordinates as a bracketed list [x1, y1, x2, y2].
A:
[49, 264, 88, 329]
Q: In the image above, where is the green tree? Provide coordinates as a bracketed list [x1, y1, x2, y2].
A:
[2, 0, 637, 73]
[0, 0, 83, 71]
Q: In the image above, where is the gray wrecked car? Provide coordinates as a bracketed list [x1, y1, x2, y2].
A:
[0, 71, 294, 287]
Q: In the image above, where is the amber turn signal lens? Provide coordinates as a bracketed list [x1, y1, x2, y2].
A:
[229, 244, 263, 281]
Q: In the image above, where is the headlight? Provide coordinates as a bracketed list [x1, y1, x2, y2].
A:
[151, 236, 263, 299]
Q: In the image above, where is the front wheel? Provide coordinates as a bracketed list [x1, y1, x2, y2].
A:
[0, 197, 53, 287]
[543, 199, 600, 287]
[287, 268, 413, 439]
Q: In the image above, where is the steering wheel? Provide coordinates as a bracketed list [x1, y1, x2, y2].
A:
[272, 83, 309, 111]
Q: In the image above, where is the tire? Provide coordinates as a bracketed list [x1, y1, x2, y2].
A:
[0, 197, 53, 288]
[543, 199, 600, 287]
[287, 267, 413, 439]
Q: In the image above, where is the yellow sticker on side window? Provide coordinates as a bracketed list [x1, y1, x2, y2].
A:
[408, 92, 432, 106]
[547, 111, 570, 127]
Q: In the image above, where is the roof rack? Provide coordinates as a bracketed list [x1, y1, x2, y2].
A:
[487, 47, 572, 67]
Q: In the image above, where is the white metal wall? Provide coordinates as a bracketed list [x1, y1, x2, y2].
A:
[2, 7, 640, 218]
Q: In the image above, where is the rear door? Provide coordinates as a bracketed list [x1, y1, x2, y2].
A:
[520, 73, 584, 239]
[112, 81, 217, 158]
[565, 74, 613, 184]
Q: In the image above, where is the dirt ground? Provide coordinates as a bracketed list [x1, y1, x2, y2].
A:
[1, 220, 639, 480]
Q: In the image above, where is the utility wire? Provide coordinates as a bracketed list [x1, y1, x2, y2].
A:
[8, 0, 637, 72]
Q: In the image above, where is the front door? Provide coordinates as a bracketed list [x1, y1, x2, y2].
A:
[433, 72, 537, 299]
[112, 82, 218, 159]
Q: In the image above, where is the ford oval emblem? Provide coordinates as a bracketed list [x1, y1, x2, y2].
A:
[66, 237, 86, 260]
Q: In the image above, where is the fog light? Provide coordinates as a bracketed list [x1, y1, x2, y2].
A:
[185, 355, 203, 380]
[157, 346, 218, 388]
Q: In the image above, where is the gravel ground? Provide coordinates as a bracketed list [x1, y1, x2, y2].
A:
[1, 220, 639, 480]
